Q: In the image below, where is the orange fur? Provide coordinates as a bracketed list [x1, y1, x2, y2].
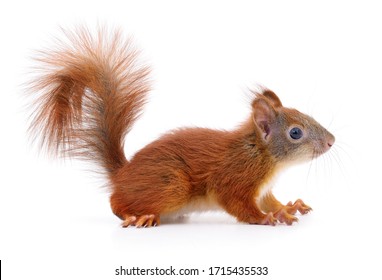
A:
[28, 26, 335, 227]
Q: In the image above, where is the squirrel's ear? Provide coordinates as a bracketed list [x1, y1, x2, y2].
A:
[252, 98, 277, 141]
[262, 90, 282, 108]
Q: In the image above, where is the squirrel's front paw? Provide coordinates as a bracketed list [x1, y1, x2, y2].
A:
[274, 209, 298, 225]
[287, 199, 312, 215]
[260, 212, 277, 226]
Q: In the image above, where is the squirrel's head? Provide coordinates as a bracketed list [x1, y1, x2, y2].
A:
[251, 89, 335, 164]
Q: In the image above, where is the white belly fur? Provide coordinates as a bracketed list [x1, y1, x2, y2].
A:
[162, 194, 222, 220]
[163, 166, 283, 220]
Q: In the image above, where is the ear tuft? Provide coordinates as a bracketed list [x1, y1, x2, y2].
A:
[261, 89, 283, 107]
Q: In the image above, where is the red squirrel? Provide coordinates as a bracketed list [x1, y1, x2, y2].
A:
[28, 26, 335, 227]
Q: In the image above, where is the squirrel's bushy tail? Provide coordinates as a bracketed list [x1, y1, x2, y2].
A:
[28, 26, 150, 174]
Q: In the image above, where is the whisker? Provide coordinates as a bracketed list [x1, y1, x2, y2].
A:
[321, 151, 329, 188]
[331, 146, 349, 178]
[333, 142, 354, 163]
[326, 115, 335, 131]
[306, 151, 316, 187]
[327, 152, 335, 183]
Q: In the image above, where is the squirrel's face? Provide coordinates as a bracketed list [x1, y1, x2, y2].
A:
[252, 90, 335, 164]
[267, 108, 335, 163]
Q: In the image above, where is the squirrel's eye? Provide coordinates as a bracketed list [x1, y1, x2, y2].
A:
[289, 127, 303, 140]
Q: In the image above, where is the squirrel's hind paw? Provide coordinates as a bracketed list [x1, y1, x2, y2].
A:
[121, 214, 160, 228]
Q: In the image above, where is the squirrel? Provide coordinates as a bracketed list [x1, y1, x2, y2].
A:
[27, 26, 335, 227]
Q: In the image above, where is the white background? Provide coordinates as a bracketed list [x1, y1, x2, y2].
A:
[1, 0, 381, 279]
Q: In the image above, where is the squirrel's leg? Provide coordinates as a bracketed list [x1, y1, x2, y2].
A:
[258, 193, 312, 225]
[217, 193, 277, 226]
[111, 170, 194, 228]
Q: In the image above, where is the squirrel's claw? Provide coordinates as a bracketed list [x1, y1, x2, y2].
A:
[260, 212, 277, 226]
[274, 209, 298, 225]
[121, 214, 160, 228]
[287, 199, 312, 215]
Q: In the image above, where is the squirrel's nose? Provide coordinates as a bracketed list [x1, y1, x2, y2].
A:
[327, 134, 335, 149]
